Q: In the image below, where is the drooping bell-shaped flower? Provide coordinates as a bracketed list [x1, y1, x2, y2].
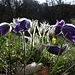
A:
[55, 20, 65, 35]
[13, 18, 32, 33]
[48, 45, 63, 55]
[62, 24, 75, 44]
[0, 22, 11, 36]
[43, 44, 66, 55]
[55, 20, 75, 44]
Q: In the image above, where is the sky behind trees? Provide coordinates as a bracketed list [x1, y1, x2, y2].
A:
[36, 0, 75, 4]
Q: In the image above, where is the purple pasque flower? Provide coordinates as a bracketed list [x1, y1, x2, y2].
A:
[55, 20, 65, 26]
[13, 18, 32, 33]
[0, 22, 11, 36]
[48, 45, 64, 55]
[55, 19, 75, 44]
[43, 44, 65, 55]
[55, 25, 62, 35]
[55, 20, 65, 35]
[62, 24, 75, 44]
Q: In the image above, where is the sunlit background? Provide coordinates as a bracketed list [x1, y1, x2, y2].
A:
[36, 0, 75, 4]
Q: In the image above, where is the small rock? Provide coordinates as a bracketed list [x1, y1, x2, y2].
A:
[36, 66, 49, 75]
[17, 62, 44, 75]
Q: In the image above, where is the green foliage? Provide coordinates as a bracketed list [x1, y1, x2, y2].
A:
[70, 18, 75, 25]
[0, 20, 75, 75]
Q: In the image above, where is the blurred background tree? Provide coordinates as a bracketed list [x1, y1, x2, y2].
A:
[0, 0, 75, 24]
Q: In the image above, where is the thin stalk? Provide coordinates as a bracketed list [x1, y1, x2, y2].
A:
[15, 35, 21, 75]
[50, 34, 67, 75]
[56, 33, 67, 63]
[42, 36, 43, 44]
[8, 33, 11, 75]
[31, 33, 34, 50]
[22, 32, 26, 75]
[62, 63, 75, 75]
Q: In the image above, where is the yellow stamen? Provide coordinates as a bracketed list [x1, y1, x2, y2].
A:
[52, 37, 56, 44]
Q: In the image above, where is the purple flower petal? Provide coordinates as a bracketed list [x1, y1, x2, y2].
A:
[72, 35, 75, 38]
[56, 20, 65, 26]
[19, 20, 31, 30]
[0, 23, 10, 36]
[55, 20, 65, 35]
[13, 25, 20, 33]
[13, 18, 31, 33]
[62, 24, 75, 43]
[55, 25, 62, 35]
[47, 45, 63, 55]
